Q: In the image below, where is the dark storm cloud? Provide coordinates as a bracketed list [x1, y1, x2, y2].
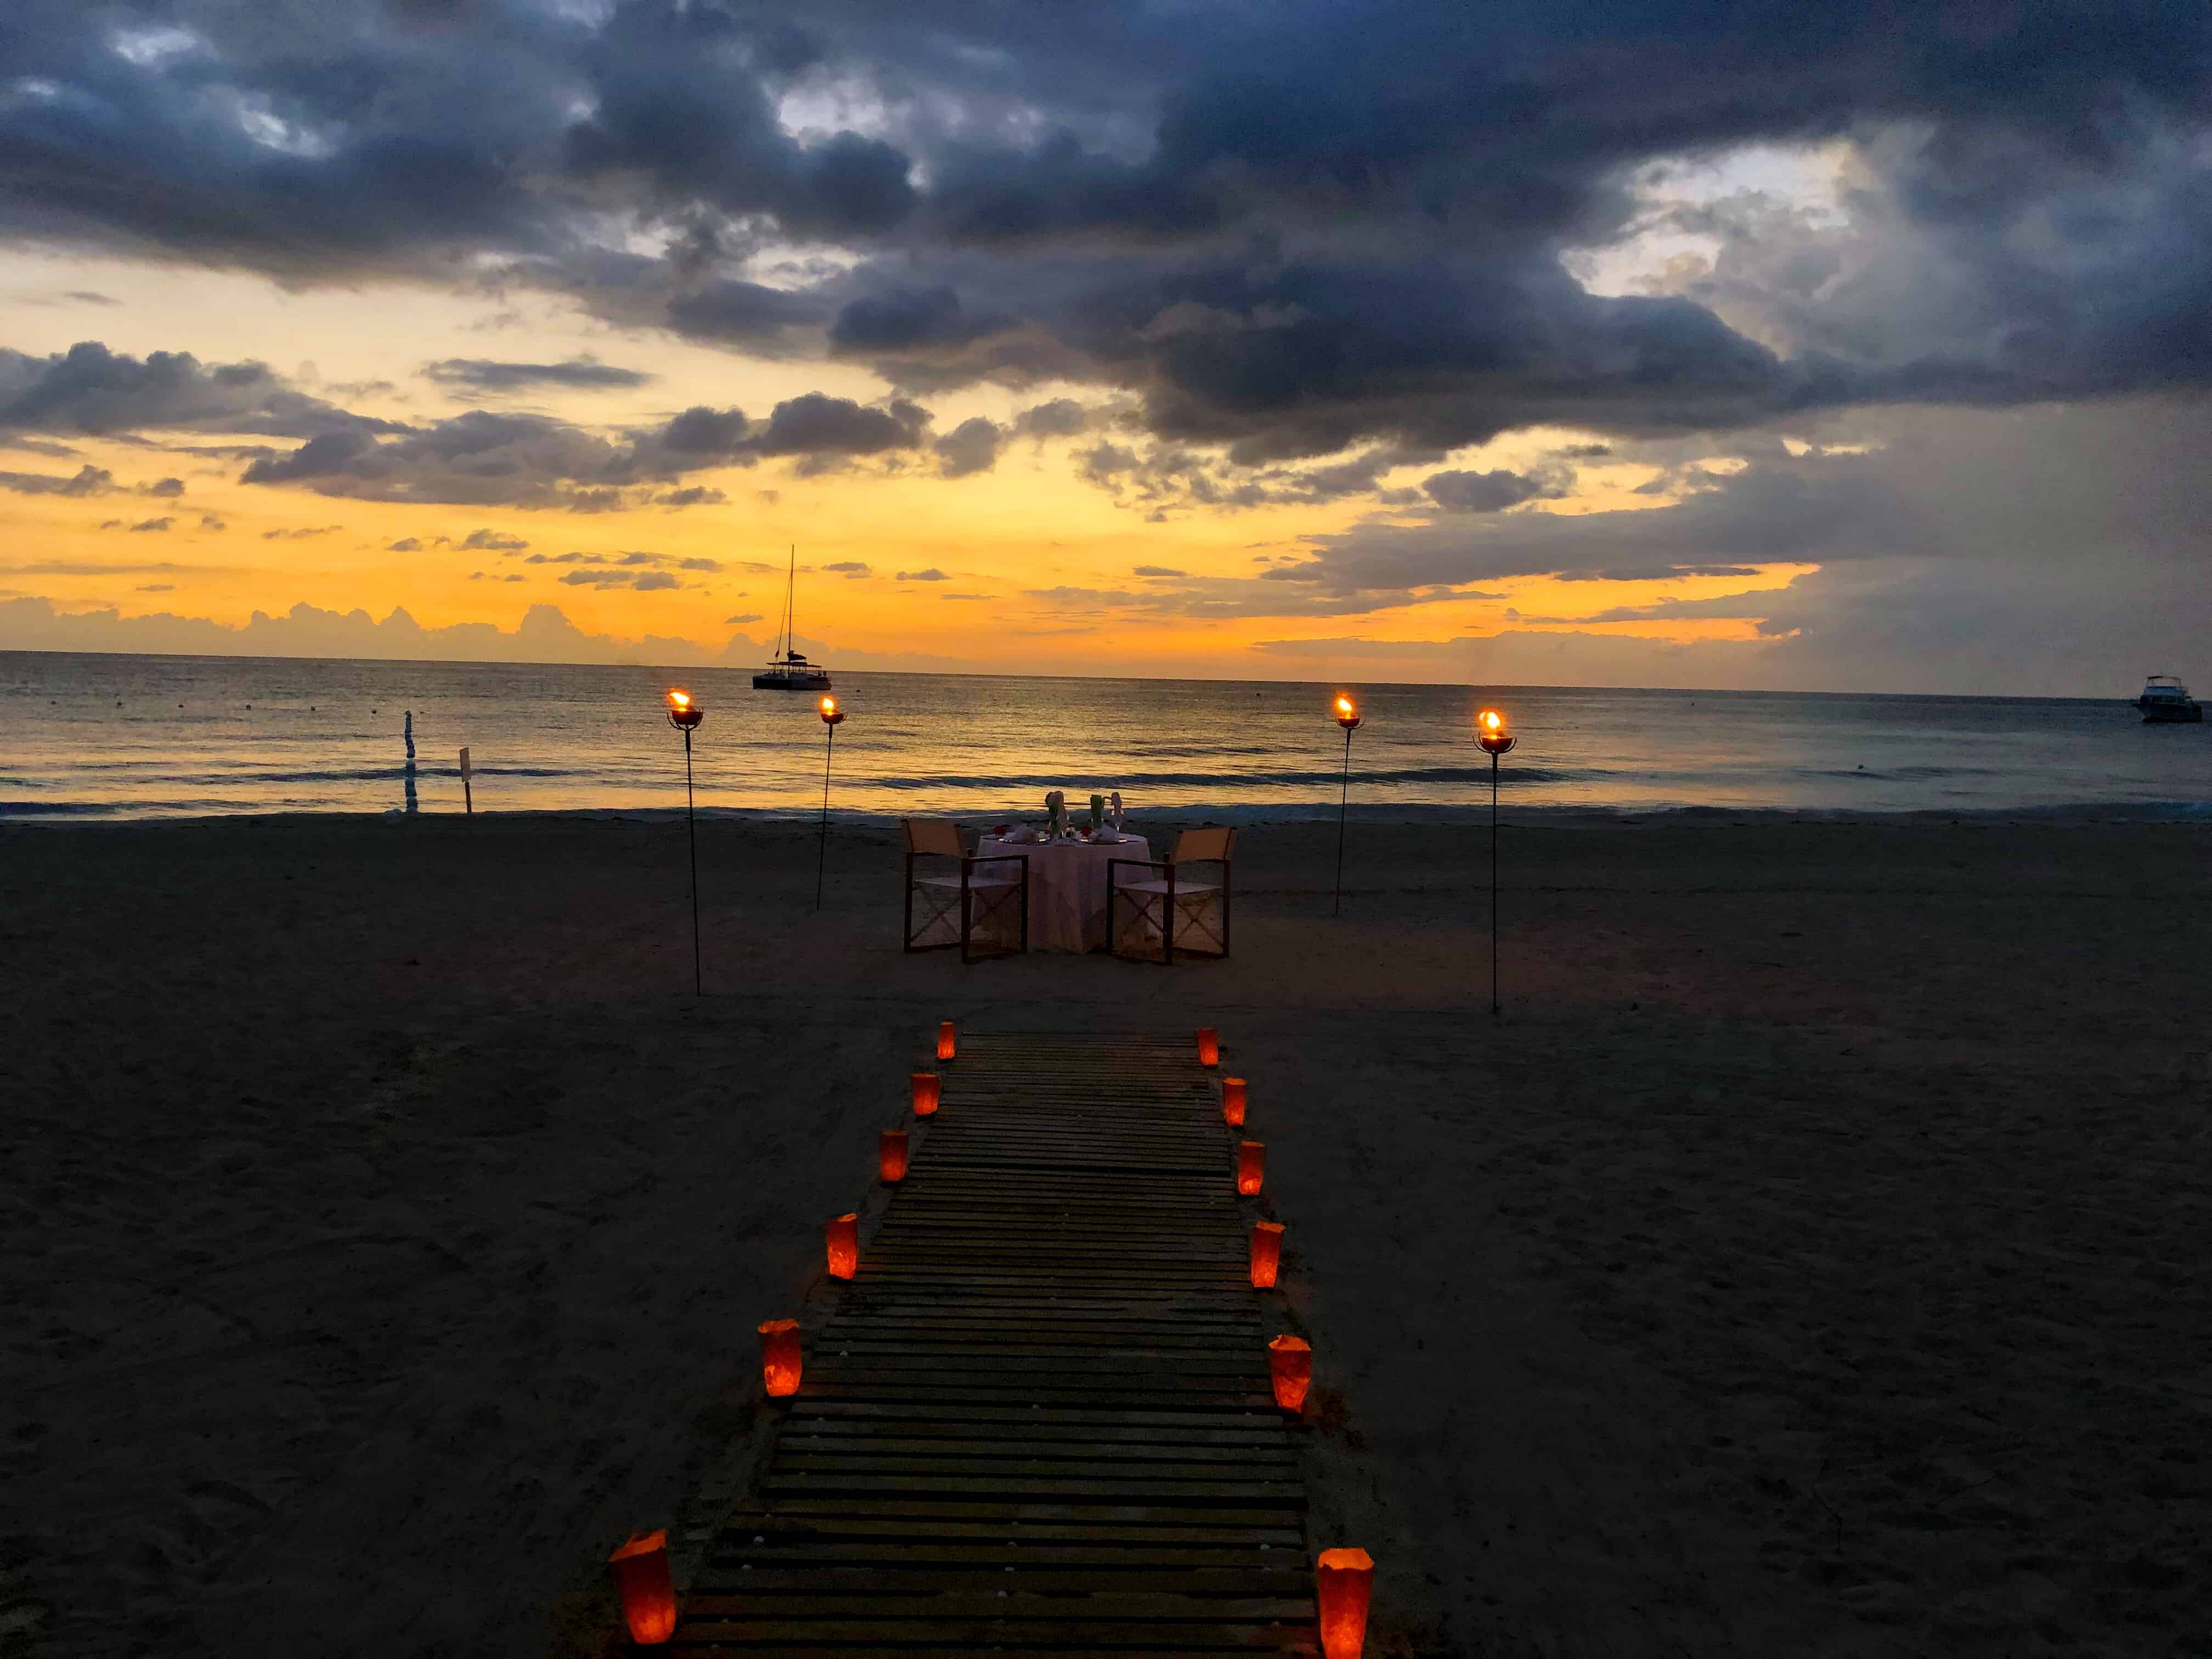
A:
[422, 356, 655, 392]
[2, 0, 2210, 467]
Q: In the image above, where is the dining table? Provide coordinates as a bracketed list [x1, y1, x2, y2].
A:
[975, 831, 1153, 953]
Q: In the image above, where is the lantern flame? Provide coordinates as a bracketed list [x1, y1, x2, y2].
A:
[608, 1529, 678, 1645]
[758, 1318, 803, 1397]
[1268, 1333, 1312, 1412]
[1316, 1547, 1376, 1659]
[1250, 1220, 1284, 1288]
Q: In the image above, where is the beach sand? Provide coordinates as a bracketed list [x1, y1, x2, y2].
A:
[3, 812, 2208, 1656]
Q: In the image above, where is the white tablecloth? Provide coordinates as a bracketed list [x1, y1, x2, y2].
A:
[976, 834, 1152, 953]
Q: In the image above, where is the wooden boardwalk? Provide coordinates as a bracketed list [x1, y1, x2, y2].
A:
[672, 1031, 1316, 1655]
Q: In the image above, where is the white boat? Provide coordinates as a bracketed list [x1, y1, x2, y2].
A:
[754, 546, 832, 692]
[2135, 675, 2202, 723]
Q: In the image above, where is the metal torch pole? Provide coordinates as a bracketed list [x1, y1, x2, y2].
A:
[815, 721, 836, 912]
[1489, 748, 1500, 1017]
[684, 725, 702, 997]
[1333, 725, 1354, 917]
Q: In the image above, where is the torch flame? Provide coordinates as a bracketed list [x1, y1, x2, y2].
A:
[820, 696, 837, 715]
[667, 689, 691, 710]
[1335, 695, 1354, 716]
[1480, 708, 1503, 731]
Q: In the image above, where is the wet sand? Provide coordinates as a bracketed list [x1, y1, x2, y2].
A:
[3, 812, 2208, 1656]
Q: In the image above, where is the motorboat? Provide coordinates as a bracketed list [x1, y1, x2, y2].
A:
[2136, 675, 2202, 723]
[754, 546, 832, 691]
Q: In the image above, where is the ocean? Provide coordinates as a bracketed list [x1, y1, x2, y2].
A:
[3, 650, 2207, 823]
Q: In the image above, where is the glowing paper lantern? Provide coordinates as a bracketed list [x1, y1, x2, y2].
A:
[937, 1022, 957, 1061]
[608, 1528, 678, 1645]
[758, 1318, 802, 1397]
[1250, 1220, 1284, 1288]
[1195, 1028, 1220, 1067]
[1221, 1076, 1248, 1127]
[880, 1129, 910, 1182]
[1268, 1333, 1312, 1412]
[1237, 1139, 1265, 1195]
[1316, 1547, 1375, 1659]
[826, 1212, 858, 1280]
[911, 1072, 941, 1116]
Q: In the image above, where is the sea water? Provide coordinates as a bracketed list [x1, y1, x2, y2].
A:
[2, 651, 2207, 822]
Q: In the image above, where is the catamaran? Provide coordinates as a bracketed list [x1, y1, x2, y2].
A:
[753, 546, 832, 691]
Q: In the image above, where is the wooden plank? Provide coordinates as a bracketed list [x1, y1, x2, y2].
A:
[667, 1032, 1313, 1655]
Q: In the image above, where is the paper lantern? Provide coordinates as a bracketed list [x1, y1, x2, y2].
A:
[911, 1072, 941, 1116]
[1221, 1076, 1248, 1127]
[826, 1212, 858, 1280]
[879, 1128, 909, 1182]
[1268, 1333, 1312, 1412]
[1250, 1220, 1284, 1288]
[1195, 1028, 1219, 1067]
[758, 1318, 802, 1397]
[1316, 1547, 1375, 1659]
[608, 1528, 677, 1645]
[1237, 1139, 1265, 1196]
[936, 1021, 957, 1061]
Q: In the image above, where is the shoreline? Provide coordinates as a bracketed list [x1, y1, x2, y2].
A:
[8, 797, 2211, 828]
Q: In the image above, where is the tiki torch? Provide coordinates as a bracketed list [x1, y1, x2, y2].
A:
[1477, 707, 1514, 1016]
[816, 694, 845, 911]
[1333, 693, 1361, 917]
[667, 689, 704, 996]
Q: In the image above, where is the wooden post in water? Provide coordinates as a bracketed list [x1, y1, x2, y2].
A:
[459, 747, 472, 815]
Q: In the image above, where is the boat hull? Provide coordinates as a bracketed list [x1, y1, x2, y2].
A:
[754, 671, 832, 691]
[2140, 702, 2203, 723]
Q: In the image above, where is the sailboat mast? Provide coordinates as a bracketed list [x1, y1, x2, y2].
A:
[785, 545, 796, 663]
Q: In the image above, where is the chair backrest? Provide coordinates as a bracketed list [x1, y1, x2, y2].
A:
[902, 818, 966, 858]
[1171, 825, 1235, 863]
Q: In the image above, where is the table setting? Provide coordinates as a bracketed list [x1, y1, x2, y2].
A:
[977, 791, 1148, 952]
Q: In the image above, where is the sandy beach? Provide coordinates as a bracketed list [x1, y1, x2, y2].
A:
[3, 811, 2208, 1657]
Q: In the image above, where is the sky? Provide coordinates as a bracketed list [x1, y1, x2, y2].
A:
[0, 0, 2208, 693]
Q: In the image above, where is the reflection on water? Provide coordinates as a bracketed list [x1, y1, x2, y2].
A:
[2, 651, 2207, 821]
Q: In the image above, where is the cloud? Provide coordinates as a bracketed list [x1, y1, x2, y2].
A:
[1423, 469, 1567, 513]
[1132, 565, 1185, 578]
[198, 514, 226, 532]
[422, 356, 654, 393]
[0, 342, 399, 441]
[724, 612, 763, 624]
[143, 477, 183, 497]
[461, 528, 528, 551]
[896, 568, 950, 582]
[653, 486, 726, 508]
[387, 537, 422, 551]
[822, 561, 872, 578]
[558, 567, 681, 590]
[0, 463, 113, 496]
[935, 416, 1003, 478]
[262, 524, 342, 540]
[134, 583, 172, 592]
[128, 516, 172, 532]
[0, 597, 756, 667]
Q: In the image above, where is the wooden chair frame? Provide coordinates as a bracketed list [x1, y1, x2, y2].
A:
[1108, 827, 1236, 964]
[902, 820, 1029, 963]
